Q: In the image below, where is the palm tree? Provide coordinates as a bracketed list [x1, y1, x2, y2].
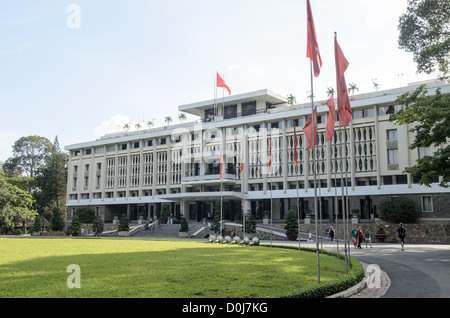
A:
[287, 94, 297, 106]
[165, 116, 172, 126]
[306, 91, 315, 101]
[146, 121, 154, 129]
[372, 79, 380, 91]
[123, 123, 131, 132]
[135, 123, 142, 130]
[348, 83, 359, 95]
[178, 113, 186, 123]
[326, 87, 335, 97]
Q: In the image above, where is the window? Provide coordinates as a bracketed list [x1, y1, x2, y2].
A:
[387, 129, 398, 140]
[131, 142, 140, 149]
[242, 101, 256, 116]
[106, 145, 116, 152]
[378, 105, 404, 115]
[83, 148, 92, 155]
[422, 196, 433, 212]
[94, 147, 104, 154]
[418, 147, 430, 159]
[388, 149, 398, 164]
[120, 143, 127, 150]
[224, 104, 237, 119]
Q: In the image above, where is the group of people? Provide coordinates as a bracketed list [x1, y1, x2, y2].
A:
[326, 223, 406, 251]
[351, 226, 373, 249]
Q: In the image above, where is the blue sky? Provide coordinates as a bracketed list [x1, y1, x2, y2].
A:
[0, 0, 438, 161]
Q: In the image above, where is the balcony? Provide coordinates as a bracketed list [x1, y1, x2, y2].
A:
[182, 173, 236, 186]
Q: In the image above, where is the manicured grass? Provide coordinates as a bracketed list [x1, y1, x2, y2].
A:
[0, 238, 363, 298]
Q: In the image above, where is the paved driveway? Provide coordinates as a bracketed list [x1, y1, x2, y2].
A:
[265, 240, 450, 298]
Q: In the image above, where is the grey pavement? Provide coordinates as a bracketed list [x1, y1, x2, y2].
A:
[263, 239, 450, 298]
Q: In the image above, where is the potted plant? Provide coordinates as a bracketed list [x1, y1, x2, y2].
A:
[179, 217, 189, 238]
[118, 214, 129, 237]
[160, 204, 169, 224]
[69, 215, 80, 236]
[374, 227, 387, 243]
[138, 212, 145, 224]
[285, 209, 298, 241]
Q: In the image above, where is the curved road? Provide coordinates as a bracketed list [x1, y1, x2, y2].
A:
[351, 243, 450, 298]
[267, 240, 450, 298]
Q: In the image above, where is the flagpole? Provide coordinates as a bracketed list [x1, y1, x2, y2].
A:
[334, 120, 340, 259]
[295, 126, 301, 250]
[310, 60, 320, 284]
[270, 138, 273, 248]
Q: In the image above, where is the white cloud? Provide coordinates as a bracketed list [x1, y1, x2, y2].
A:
[93, 114, 132, 139]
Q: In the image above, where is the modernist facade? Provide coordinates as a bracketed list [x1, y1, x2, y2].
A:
[65, 79, 450, 223]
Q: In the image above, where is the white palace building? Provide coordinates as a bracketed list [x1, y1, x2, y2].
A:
[65, 79, 450, 224]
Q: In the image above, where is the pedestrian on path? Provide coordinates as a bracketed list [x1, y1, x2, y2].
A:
[364, 227, 372, 248]
[397, 223, 406, 251]
[328, 226, 335, 243]
[357, 226, 363, 249]
[351, 226, 358, 249]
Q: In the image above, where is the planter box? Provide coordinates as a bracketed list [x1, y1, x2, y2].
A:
[374, 234, 387, 243]
[286, 234, 298, 241]
[179, 232, 189, 238]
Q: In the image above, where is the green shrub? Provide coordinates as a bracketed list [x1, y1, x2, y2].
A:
[179, 217, 189, 232]
[245, 211, 257, 234]
[379, 196, 419, 223]
[32, 215, 41, 233]
[284, 209, 298, 236]
[69, 215, 80, 234]
[118, 214, 129, 231]
[92, 216, 104, 234]
[74, 207, 95, 223]
[160, 204, 169, 222]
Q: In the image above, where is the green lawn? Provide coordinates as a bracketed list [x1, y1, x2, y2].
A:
[0, 238, 363, 298]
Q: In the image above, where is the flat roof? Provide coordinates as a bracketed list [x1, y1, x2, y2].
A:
[178, 89, 287, 117]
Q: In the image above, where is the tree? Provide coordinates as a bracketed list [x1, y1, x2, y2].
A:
[348, 83, 359, 95]
[7, 136, 53, 178]
[50, 207, 64, 232]
[211, 200, 221, 234]
[326, 87, 335, 97]
[178, 113, 186, 123]
[398, 0, 450, 76]
[179, 217, 189, 233]
[390, 85, 450, 187]
[165, 116, 173, 126]
[0, 171, 36, 234]
[35, 136, 68, 210]
[160, 203, 169, 223]
[284, 209, 298, 236]
[118, 214, 129, 231]
[32, 215, 41, 233]
[146, 121, 154, 129]
[287, 94, 297, 106]
[379, 196, 419, 223]
[135, 122, 142, 130]
[244, 211, 256, 234]
[92, 215, 104, 234]
[74, 207, 95, 223]
[69, 215, 80, 234]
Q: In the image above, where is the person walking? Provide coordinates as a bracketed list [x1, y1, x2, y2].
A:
[364, 227, 372, 248]
[397, 223, 406, 251]
[357, 226, 363, 249]
[328, 226, 335, 243]
[351, 226, 358, 249]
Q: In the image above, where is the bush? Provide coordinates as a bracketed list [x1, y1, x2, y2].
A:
[92, 216, 104, 234]
[284, 209, 298, 236]
[245, 211, 257, 234]
[32, 215, 41, 233]
[74, 207, 95, 223]
[379, 196, 419, 223]
[118, 214, 129, 231]
[160, 204, 169, 222]
[50, 207, 64, 231]
[69, 215, 80, 234]
[179, 217, 189, 232]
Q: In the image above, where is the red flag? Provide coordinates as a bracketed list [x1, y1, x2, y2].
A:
[303, 108, 317, 151]
[306, 0, 322, 77]
[219, 148, 223, 180]
[325, 94, 336, 142]
[293, 125, 298, 166]
[240, 141, 244, 176]
[217, 73, 231, 95]
[334, 37, 352, 127]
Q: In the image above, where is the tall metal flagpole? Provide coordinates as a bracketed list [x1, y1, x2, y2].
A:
[310, 60, 320, 284]
[220, 76, 225, 236]
[270, 138, 273, 248]
[295, 126, 301, 250]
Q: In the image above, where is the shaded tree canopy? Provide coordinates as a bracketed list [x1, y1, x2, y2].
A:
[390, 85, 450, 187]
[398, 0, 450, 76]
